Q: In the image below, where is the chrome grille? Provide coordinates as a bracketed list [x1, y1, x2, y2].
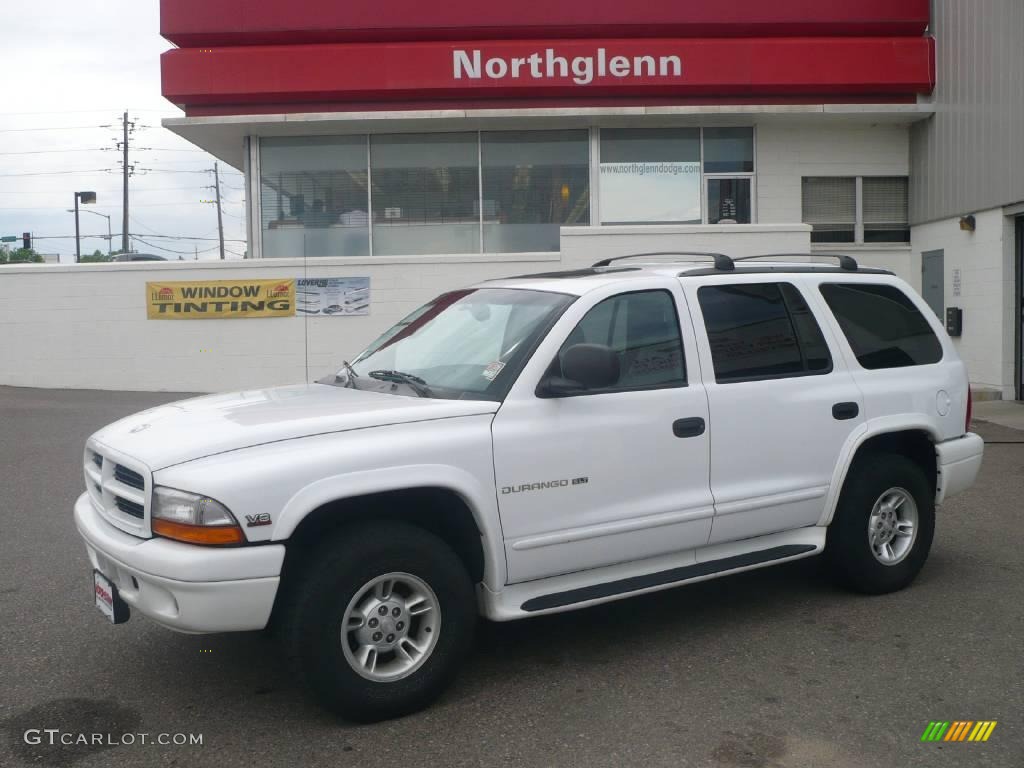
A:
[84, 443, 151, 537]
[114, 464, 144, 490]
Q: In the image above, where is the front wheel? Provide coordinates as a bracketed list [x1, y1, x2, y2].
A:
[283, 521, 477, 721]
[826, 453, 935, 594]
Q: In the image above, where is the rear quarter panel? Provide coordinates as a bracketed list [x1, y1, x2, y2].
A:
[808, 273, 971, 524]
[811, 274, 969, 443]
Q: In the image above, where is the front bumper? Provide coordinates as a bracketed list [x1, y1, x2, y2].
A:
[935, 432, 985, 505]
[74, 493, 285, 633]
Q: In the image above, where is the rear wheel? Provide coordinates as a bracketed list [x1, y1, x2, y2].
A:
[826, 453, 935, 594]
[283, 521, 476, 721]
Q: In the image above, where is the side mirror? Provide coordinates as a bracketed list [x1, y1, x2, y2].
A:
[538, 343, 619, 397]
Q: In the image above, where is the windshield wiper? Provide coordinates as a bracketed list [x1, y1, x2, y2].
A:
[333, 360, 360, 388]
[368, 369, 433, 398]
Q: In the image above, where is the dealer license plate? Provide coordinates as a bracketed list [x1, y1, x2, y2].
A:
[93, 570, 129, 624]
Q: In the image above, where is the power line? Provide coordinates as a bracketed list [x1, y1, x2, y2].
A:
[0, 186, 212, 195]
[20, 233, 244, 244]
[0, 169, 115, 178]
[0, 148, 113, 156]
[131, 236, 221, 256]
[135, 233, 246, 242]
[0, 125, 109, 133]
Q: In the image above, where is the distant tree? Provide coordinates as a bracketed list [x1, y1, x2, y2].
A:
[80, 250, 113, 263]
[4, 248, 43, 264]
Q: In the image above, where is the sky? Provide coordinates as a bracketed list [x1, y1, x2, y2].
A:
[0, 1, 247, 262]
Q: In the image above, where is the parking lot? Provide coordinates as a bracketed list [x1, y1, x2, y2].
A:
[1, 385, 1021, 768]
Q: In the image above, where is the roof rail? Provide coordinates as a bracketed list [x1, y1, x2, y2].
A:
[732, 253, 859, 271]
[592, 251, 735, 271]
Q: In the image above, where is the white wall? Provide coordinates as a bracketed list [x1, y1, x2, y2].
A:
[756, 121, 910, 223]
[560, 224, 810, 266]
[757, 121, 915, 287]
[911, 207, 1017, 398]
[0, 254, 557, 392]
[0, 226, 811, 393]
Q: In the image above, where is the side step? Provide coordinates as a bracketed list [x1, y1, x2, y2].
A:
[521, 544, 816, 612]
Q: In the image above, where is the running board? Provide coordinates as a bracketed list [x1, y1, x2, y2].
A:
[520, 544, 816, 612]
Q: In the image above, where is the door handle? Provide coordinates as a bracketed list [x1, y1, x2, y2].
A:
[672, 417, 706, 438]
[832, 402, 860, 420]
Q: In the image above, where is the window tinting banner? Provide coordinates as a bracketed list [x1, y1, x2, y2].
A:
[296, 277, 370, 316]
[146, 279, 296, 319]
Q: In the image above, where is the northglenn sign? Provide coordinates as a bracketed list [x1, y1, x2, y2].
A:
[453, 48, 681, 86]
[162, 36, 934, 112]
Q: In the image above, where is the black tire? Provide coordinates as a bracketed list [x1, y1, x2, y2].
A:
[826, 452, 935, 594]
[282, 520, 476, 722]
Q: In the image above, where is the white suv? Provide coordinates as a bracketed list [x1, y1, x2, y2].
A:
[75, 253, 984, 721]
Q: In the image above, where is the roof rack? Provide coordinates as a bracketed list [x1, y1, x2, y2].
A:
[732, 253, 859, 271]
[592, 251, 735, 271]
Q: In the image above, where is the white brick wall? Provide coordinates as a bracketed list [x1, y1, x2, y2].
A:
[0, 254, 557, 392]
[0, 226, 812, 393]
[756, 122, 910, 224]
[757, 120, 916, 297]
[910, 207, 1017, 397]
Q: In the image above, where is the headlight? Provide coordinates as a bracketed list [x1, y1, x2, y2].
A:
[151, 486, 244, 545]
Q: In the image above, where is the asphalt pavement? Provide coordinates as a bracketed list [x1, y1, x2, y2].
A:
[1, 385, 1021, 768]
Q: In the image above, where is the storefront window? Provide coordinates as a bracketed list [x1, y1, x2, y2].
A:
[481, 130, 589, 253]
[257, 126, 762, 257]
[260, 136, 370, 258]
[370, 133, 480, 256]
[703, 128, 754, 173]
[599, 128, 701, 224]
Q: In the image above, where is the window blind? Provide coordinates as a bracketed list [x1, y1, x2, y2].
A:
[862, 177, 909, 227]
[802, 177, 856, 241]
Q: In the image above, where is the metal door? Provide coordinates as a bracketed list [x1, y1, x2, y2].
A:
[921, 249, 944, 319]
[1016, 218, 1023, 399]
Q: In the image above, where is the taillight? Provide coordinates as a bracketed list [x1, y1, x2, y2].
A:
[965, 387, 973, 433]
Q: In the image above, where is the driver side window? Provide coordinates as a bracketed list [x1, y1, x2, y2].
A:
[551, 290, 687, 392]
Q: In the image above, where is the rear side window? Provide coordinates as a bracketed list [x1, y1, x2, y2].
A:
[819, 283, 943, 369]
[697, 283, 833, 383]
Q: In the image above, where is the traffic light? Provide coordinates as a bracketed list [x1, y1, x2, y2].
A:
[22, 232, 31, 250]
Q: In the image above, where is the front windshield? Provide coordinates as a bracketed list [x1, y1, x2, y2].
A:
[334, 288, 574, 401]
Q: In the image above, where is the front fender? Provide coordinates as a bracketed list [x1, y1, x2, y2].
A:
[152, 415, 506, 589]
[272, 463, 506, 588]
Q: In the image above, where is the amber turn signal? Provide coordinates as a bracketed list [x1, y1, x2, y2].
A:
[152, 518, 245, 546]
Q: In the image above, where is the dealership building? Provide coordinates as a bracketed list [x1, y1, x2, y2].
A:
[4, 1, 1021, 398]
[156, 0, 1023, 400]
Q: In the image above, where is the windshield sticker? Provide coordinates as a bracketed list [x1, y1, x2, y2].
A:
[482, 361, 506, 381]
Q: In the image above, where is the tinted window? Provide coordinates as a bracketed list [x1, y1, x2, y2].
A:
[554, 290, 686, 392]
[698, 283, 833, 383]
[819, 284, 943, 369]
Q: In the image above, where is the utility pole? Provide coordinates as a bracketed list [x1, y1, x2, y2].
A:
[213, 162, 225, 260]
[121, 111, 131, 254]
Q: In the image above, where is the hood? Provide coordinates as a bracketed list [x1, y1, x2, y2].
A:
[90, 384, 499, 470]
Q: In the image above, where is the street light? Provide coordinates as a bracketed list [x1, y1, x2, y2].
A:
[67, 208, 112, 257]
[72, 190, 97, 263]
